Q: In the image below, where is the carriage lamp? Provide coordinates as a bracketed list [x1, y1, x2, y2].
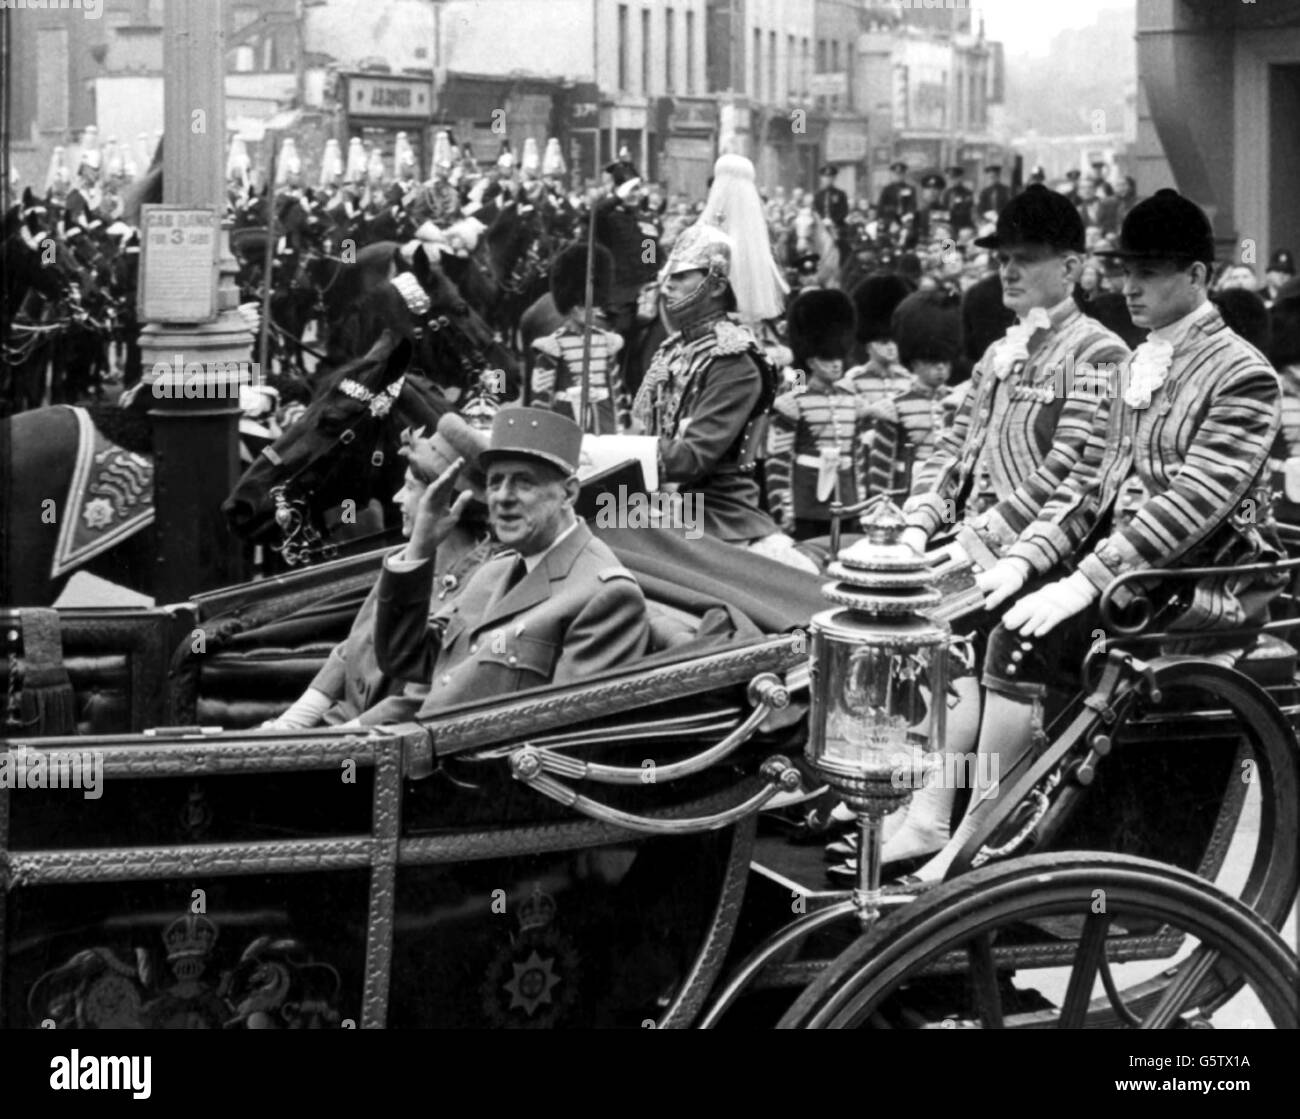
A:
[807, 500, 951, 926]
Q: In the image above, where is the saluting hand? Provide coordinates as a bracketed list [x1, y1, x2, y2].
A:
[406, 458, 472, 564]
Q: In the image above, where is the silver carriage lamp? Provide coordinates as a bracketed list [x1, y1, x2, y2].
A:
[807, 499, 950, 925]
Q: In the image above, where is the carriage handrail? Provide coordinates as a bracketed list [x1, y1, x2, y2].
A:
[1098, 550, 1300, 636]
[506, 674, 789, 787]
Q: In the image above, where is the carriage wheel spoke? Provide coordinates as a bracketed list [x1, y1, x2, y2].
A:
[966, 933, 1004, 1028]
[1057, 913, 1112, 1028]
[1140, 947, 1220, 1030]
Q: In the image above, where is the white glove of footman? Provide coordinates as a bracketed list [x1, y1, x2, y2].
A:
[976, 559, 1028, 611]
[1001, 570, 1099, 638]
[900, 527, 929, 556]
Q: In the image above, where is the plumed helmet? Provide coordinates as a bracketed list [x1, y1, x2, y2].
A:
[345, 137, 367, 183]
[787, 288, 857, 366]
[894, 290, 963, 369]
[520, 138, 541, 178]
[660, 221, 733, 281]
[431, 130, 454, 178]
[550, 241, 613, 315]
[850, 274, 914, 343]
[542, 138, 567, 178]
[317, 138, 342, 188]
[973, 183, 1085, 254]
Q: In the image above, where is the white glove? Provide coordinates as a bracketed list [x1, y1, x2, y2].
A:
[1001, 571, 1099, 638]
[900, 527, 929, 556]
[262, 687, 333, 730]
[976, 559, 1028, 612]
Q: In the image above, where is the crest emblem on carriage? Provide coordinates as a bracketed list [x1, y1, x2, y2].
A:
[481, 883, 580, 1028]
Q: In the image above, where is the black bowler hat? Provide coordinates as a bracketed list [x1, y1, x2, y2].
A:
[1094, 188, 1215, 266]
[819, 163, 838, 177]
[973, 183, 1085, 253]
[921, 172, 946, 190]
[889, 160, 908, 174]
[1268, 248, 1295, 275]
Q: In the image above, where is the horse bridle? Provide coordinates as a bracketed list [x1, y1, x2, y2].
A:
[264, 373, 405, 566]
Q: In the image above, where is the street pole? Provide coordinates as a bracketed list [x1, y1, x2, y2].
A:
[138, 0, 252, 603]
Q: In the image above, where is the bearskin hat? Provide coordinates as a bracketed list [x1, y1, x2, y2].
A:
[894, 290, 962, 369]
[850, 274, 914, 344]
[550, 241, 614, 315]
[1211, 289, 1271, 355]
[787, 288, 857, 366]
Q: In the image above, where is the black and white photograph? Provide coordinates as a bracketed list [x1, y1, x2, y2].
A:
[0, 0, 1297, 1069]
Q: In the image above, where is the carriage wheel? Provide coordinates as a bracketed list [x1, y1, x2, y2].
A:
[777, 852, 1299, 1029]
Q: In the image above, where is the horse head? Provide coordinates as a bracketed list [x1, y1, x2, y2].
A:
[222, 329, 451, 563]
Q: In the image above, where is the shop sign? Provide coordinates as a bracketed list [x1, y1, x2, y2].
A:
[348, 75, 432, 120]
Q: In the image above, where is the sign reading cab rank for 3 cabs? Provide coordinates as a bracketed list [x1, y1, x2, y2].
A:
[138, 205, 220, 324]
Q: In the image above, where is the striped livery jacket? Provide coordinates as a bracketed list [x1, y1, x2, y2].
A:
[1065, 302, 1284, 640]
[530, 321, 632, 433]
[903, 296, 1130, 574]
[841, 361, 913, 408]
[766, 379, 870, 526]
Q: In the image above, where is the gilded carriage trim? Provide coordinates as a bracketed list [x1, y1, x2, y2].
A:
[361, 742, 403, 1029]
[4, 839, 378, 885]
[82, 734, 390, 778]
[423, 635, 805, 762]
[657, 812, 758, 1028]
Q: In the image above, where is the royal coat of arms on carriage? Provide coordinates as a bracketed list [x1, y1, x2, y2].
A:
[481, 884, 580, 1028]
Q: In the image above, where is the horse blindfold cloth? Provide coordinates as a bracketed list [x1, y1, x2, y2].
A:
[50, 407, 155, 579]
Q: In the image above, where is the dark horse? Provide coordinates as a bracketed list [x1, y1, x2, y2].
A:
[1, 332, 449, 606]
[223, 330, 452, 562]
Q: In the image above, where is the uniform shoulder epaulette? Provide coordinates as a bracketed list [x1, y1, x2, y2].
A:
[713, 319, 757, 355]
[531, 334, 563, 359]
[772, 392, 803, 422]
[597, 566, 636, 583]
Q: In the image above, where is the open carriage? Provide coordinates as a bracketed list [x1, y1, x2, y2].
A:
[1, 519, 1297, 1029]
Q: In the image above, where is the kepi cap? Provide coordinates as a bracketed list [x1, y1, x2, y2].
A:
[481, 406, 583, 477]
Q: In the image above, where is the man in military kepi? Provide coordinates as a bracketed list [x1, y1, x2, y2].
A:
[373, 406, 651, 715]
[633, 222, 817, 571]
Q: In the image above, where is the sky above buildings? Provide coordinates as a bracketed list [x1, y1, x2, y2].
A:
[975, 0, 1133, 57]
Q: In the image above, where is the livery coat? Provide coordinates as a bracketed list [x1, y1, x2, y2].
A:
[904, 295, 1130, 573]
[374, 521, 650, 716]
[766, 379, 869, 526]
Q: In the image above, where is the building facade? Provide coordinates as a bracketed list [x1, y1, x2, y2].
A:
[1134, 0, 1300, 270]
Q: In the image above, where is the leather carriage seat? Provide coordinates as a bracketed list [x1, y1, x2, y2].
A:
[1231, 633, 1298, 688]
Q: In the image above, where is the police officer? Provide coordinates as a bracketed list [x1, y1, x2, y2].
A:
[977, 164, 1011, 220]
[942, 165, 974, 232]
[912, 172, 949, 246]
[877, 161, 917, 225]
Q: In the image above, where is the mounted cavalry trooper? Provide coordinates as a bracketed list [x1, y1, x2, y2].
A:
[939, 190, 1285, 881]
[766, 289, 869, 541]
[373, 406, 651, 715]
[865, 184, 1131, 880]
[633, 222, 818, 573]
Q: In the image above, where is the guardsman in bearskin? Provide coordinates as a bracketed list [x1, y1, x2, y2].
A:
[876, 161, 917, 225]
[863, 289, 963, 501]
[632, 223, 817, 571]
[530, 242, 632, 433]
[875, 185, 1131, 879]
[942, 165, 974, 233]
[766, 289, 867, 540]
[842, 274, 914, 401]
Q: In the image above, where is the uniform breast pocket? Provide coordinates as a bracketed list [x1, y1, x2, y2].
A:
[477, 631, 559, 691]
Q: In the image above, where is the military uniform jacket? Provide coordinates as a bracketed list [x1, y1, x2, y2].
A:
[310, 528, 495, 725]
[877, 181, 917, 221]
[374, 521, 650, 717]
[814, 186, 849, 227]
[531, 322, 631, 433]
[1067, 304, 1283, 637]
[942, 184, 974, 230]
[767, 380, 869, 525]
[842, 362, 913, 407]
[864, 380, 954, 501]
[977, 182, 1012, 218]
[636, 316, 780, 542]
[904, 296, 1129, 574]
[594, 197, 661, 304]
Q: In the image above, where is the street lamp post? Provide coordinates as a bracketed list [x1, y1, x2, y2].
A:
[138, 0, 252, 603]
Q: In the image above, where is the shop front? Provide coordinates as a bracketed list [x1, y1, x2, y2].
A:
[824, 117, 870, 200]
[657, 96, 717, 199]
[341, 71, 435, 175]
